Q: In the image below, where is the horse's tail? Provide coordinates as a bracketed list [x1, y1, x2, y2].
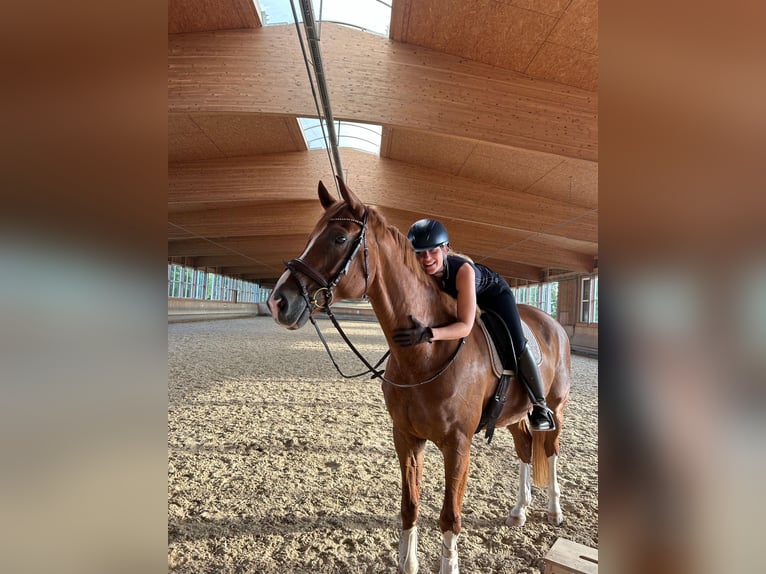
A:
[531, 429, 550, 487]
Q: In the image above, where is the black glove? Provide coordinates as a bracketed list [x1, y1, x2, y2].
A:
[392, 316, 433, 347]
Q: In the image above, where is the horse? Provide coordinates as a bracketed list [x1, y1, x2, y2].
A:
[267, 178, 571, 574]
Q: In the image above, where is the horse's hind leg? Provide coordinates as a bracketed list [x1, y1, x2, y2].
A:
[393, 428, 425, 574]
[543, 406, 566, 525]
[506, 421, 533, 527]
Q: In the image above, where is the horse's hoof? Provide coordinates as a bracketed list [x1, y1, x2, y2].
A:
[547, 512, 564, 526]
[505, 514, 526, 527]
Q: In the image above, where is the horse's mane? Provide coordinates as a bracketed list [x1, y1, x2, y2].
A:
[364, 206, 434, 289]
[390, 225, 435, 288]
[365, 205, 458, 320]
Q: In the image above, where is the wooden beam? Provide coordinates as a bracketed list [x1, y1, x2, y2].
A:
[169, 24, 597, 160]
[169, 150, 597, 244]
[169, 0, 261, 34]
[168, 201, 325, 239]
[168, 235, 310, 257]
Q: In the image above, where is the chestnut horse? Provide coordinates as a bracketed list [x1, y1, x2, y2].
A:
[267, 179, 571, 574]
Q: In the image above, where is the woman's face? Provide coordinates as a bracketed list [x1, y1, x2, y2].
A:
[416, 245, 447, 276]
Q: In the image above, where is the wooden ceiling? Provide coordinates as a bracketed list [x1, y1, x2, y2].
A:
[168, 0, 598, 286]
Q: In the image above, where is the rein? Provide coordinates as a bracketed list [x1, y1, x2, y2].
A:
[283, 209, 466, 388]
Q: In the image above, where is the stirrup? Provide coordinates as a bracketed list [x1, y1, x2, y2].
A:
[529, 404, 555, 431]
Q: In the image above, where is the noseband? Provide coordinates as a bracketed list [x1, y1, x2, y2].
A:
[284, 210, 369, 311]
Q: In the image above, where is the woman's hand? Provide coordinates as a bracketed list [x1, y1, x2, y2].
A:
[392, 316, 433, 346]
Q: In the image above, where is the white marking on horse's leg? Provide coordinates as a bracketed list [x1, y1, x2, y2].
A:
[546, 454, 563, 525]
[506, 461, 532, 527]
[439, 530, 459, 574]
[398, 526, 419, 574]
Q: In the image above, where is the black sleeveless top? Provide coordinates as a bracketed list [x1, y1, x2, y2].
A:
[439, 255, 510, 306]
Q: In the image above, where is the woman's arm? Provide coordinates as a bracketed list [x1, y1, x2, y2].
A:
[430, 263, 476, 341]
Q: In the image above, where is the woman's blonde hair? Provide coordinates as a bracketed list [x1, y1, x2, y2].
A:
[445, 246, 474, 263]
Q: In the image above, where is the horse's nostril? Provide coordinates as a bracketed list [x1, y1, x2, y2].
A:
[267, 293, 284, 319]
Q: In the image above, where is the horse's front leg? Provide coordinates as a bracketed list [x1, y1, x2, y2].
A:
[438, 434, 472, 574]
[394, 428, 426, 574]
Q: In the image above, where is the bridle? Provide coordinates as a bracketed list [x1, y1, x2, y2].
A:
[282, 208, 465, 387]
[284, 210, 371, 312]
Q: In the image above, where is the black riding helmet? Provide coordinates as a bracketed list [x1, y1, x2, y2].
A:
[407, 218, 450, 252]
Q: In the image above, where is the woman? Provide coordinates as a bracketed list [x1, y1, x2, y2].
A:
[393, 218, 555, 431]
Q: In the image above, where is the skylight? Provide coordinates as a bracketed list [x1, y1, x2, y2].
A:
[299, 118, 382, 155]
[257, 0, 391, 37]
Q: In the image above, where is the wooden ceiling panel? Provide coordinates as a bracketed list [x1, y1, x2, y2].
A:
[390, 0, 598, 92]
[381, 128, 473, 175]
[509, 0, 570, 17]
[169, 113, 306, 163]
[547, 0, 598, 54]
[525, 158, 598, 209]
[390, 0, 554, 71]
[168, 0, 261, 34]
[169, 114, 224, 162]
[458, 146, 561, 197]
[526, 42, 599, 92]
[382, 127, 596, 210]
[188, 113, 306, 160]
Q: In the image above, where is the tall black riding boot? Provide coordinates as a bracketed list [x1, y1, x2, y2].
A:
[517, 345, 556, 431]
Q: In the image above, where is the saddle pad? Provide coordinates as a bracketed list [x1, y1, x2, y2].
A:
[478, 318, 542, 379]
[478, 319, 504, 378]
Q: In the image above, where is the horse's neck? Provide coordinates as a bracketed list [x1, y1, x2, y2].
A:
[366, 233, 453, 334]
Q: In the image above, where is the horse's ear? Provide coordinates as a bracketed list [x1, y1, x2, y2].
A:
[318, 180, 336, 210]
[337, 176, 364, 216]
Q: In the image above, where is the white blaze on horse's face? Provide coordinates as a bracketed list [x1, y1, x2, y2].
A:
[297, 234, 319, 261]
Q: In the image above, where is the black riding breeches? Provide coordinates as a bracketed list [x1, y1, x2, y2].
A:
[477, 287, 526, 358]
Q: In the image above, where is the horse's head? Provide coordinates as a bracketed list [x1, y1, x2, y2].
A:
[268, 178, 373, 329]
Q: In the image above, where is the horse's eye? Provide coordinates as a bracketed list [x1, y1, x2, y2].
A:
[335, 234, 347, 245]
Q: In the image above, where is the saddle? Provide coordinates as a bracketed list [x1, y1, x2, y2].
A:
[475, 309, 542, 444]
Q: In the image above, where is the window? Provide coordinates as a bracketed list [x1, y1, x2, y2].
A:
[167, 263, 271, 303]
[580, 274, 598, 323]
[511, 281, 559, 317]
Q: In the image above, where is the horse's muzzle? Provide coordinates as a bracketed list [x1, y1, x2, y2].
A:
[268, 272, 311, 329]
